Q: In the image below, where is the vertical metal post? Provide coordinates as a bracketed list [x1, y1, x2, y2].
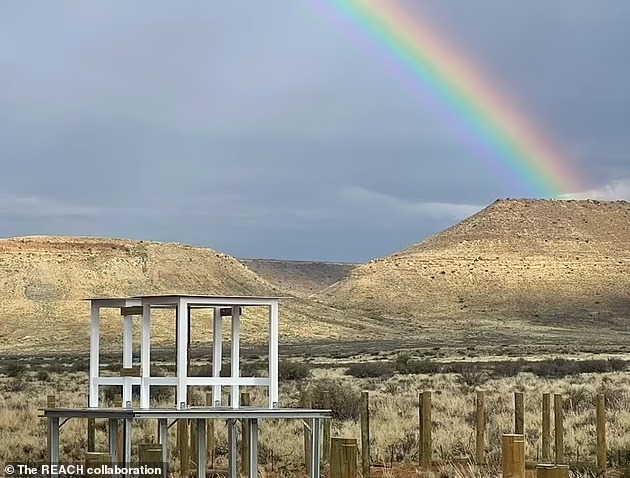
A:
[248, 419, 259, 478]
[212, 307, 223, 407]
[89, 303, 100, 407]
[50, 417, 60, 478]
[269, 301, 279, 409]
[158, 419, 169, 477]
[140, 304, 151, 409]
[231, 306, 241, 408]
[122, 314, 133, 406]
[197, 418, 207, 478]
[108, 419, 120, 478]
[176, 300, 188, 409]
[310, 418, 321, 478]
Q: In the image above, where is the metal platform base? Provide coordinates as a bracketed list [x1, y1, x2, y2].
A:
[40, 407, 331, 478]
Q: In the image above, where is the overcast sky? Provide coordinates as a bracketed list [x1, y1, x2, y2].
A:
[1, 1, 629, 262]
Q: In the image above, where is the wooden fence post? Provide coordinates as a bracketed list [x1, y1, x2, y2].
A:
[330, 438, 357, 478]
[47, 395, 56, 465]
[514, 392, 524, 435]
[536, 464, 569, 478]
[542, 393, 551, 462]
[178, 419, 189, 477]
[323, 390, 331, 463]
[476, 390, 485, 465]
[419, 391, 432, 467]
[554, 394, 564, 464]
[205, 392, 216, 469]
[86, 452, 112, 478]
[87, 395, 95, 453]
[502, 434, 525, 478]
[241, 392, 251, 475]
[139, 443, 164, 477]
[114, 395, 123, 465]
[597, 394, 606, 474]
[360, 391, 370, 478]
[301, 388, 312, 472]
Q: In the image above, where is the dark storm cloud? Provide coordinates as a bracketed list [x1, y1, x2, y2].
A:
[0, 1, 629, 261]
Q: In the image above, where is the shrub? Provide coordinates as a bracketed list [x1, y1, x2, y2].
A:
[608, 358, 627, 372]
[309, 378, 361, 420]
[492, 359, 526, 378]
[69, 359, 90, 373]
[528, 358, 613, 378]
[455, 363, 489, 388]
[394, 353, 440, 374]
[37, 369, 51, 382]
[279, 360, 311, 381]
[345, 362, 395, 379]
[6, 361, 27, 378]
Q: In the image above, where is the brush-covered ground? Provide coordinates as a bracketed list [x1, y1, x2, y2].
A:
[2, 350, 630, 477]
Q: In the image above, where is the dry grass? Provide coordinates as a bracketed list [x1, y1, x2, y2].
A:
[2, 359, 630, 477]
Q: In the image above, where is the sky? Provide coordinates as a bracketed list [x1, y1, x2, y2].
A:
[1, 1, 629, 262]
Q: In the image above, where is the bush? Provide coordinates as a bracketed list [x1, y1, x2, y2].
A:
[309, 378, 361, 420]
[455, 363, 489, 388]
[528, 358, 613, 378]
[279, 360, 311, 381]
[345, 362, 395, 379]
[394, 353, 440, 374]
[37, 369, 51, 382]
[608, 358, 627, 372]
[492, 359, 526, 378]
[69, 359, 90, 373]
[6, 361, 27, 378]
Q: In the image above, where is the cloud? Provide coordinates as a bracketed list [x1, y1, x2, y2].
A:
[339, 186, 484, 220]
[0, 193, 103, 217]
[560, 178, 630, 201]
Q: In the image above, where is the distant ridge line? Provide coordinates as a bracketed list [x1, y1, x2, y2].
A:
[238, 258, 361, 266]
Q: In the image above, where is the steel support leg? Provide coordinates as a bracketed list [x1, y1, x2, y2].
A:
[108, 419, 120, 478]
[310, 418, 321, 478]
[158, 419, 169, 476]
[50, 417, 60, 478]
[196, 419, 207, 478]
[248, 419, 258, 477]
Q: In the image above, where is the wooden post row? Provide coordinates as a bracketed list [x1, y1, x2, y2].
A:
[476, 390, 485, 465]
[360, 391, 370, 478]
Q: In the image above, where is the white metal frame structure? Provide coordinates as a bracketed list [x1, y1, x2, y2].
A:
[87, 294, 281, 410]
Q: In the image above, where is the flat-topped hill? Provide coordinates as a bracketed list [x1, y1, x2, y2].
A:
[0, 236, 385, 352]
[319, 199, 630, 332]
[238, 258, 358, 297]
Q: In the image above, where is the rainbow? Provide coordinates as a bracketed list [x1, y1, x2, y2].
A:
[312, 1, 586, 197]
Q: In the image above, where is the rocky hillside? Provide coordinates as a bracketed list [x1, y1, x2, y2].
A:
[238, 258, 357, 297]
[0, 236, 385, 353]
[319, 199, 630, 331]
